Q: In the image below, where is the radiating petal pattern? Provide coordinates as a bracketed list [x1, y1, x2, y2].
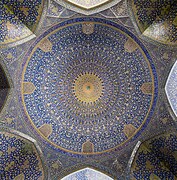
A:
[19, 17, 158, 155]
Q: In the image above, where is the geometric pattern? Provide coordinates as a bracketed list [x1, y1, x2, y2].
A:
[0, 129, 46, 180]
[73, 72, 104, 104]
[47, 0, 76, 18]
[0, 0, 45, 48]
[128, 0, 177, 46]
[0, 1, 176, 179]
[20, 17, 158, 155]
[130, 132, 177, 180]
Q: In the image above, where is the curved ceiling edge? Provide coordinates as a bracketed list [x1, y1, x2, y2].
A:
[18, 17, 158, 157]
[127, 0, 177, 47]
[0, 127, 48, 180]
[165, 60, 177, 118]
[53, 0, 122, 15]
[0, 59, 12, 114]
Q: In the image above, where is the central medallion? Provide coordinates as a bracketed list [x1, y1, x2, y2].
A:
[73, 72, 104, 104]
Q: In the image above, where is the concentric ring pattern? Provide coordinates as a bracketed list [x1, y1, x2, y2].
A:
[21, 18, 158, 154]
[73, 72, 104, 104]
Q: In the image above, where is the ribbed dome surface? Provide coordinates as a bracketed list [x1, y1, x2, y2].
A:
[20, 18, 158, 154]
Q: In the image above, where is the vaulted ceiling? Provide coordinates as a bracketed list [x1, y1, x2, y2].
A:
[0, 0, 177, 180]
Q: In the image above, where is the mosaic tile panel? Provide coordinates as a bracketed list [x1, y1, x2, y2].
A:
[47, 0, 76, 18]
[19, 18, 158, 155]
[0, 46, 25, 66]
[0, 1, 34, 47]
[165, 61, 177, 118]
[130, 132, 177, 180]
[0, 129, 46, 180]
[128, 0, 177, 45]
[62, 168, 113, 180]
[0, 0, 45, 47]
[0, 100, 18, 129]
[2, 0, 45, 32]
[100, 0, 128, 18]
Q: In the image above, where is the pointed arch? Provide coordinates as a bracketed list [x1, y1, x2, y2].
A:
[165, 60, 177, 118]
[0, 58, 12, 114]
[61, 167, 113, 180]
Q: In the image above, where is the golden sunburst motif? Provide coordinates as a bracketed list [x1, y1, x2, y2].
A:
[73, 72, 104, 104]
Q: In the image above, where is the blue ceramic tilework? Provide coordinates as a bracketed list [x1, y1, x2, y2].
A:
[0, 131, 44, 180]
[47, 0, 76, 19]
[1, 100, 21, 129]
[130, 132, 177, 180]
[0, 46, 24, 65]
[165, 61, 177, 117]
[47, 0, 65, 17]
[2, 0, 44, 31]
[20, 17, 158, 155]
[0, 0, 44, 47]
[128, 0, 177, 45]
[0, 1, 32, 45]
[62, 168, 113, 180]
[59, 9, 76, 18]
[0, 44, 30, 79]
